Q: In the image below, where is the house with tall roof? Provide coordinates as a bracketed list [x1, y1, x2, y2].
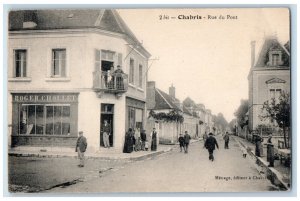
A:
[248, 36, 290, 133]
[146, 81, 200, 143]
[7, 9, 151, 152]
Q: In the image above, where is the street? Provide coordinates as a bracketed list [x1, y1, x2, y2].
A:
[38, 136, 277, 193]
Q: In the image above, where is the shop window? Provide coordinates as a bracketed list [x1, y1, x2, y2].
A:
[51, 49, 66, 77]
[19, 104, 70, 135]
[14, 49, 27, 77]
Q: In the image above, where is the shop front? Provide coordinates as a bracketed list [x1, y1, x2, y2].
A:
[11, 93, 79, 147]
[126, 97, 146, 132]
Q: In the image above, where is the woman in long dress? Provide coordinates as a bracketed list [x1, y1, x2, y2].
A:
[150, 128, 157, 151]
[123, 128, 134, 153]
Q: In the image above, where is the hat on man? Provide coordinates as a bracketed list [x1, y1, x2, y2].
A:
[209, 132, 213, 135]
[79, 131, 83, 134]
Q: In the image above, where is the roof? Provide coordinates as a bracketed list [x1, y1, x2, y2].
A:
[255, 36, 290, 67]
[155, 89, 182, 111]
[8, 9, 151, 57]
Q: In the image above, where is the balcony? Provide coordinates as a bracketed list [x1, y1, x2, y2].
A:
[93, 71, 128, 97]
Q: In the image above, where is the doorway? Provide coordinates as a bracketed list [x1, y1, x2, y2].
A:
[100, 104, 114, 147]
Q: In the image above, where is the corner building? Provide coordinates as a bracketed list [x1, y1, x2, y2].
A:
[8, 10, 151, 152]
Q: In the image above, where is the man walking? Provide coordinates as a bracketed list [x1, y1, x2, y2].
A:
[102, 120, 111, 148]
[223, 132, 230, 149]
[205, 132, 219, 161]
[75, 131, 87, 167]
[183, 131, 191, 153]
[178, 134, 185, 152]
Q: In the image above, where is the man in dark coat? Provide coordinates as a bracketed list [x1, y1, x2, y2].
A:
[205, 132, 219, 161]
[140, 129, 147, 151]
[150, 128, 158, 151]
[178, 134, 185, 152]
[266, 134, 274, 167]
[75, 131, 87, 167]
[102, 120, 111, 148]
[223, 132, 230, 149]
[183, 131, 191, 153]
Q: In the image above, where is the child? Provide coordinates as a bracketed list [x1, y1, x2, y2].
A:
[145, 140, 149, 151]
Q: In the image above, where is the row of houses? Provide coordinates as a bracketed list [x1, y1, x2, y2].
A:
[7, 9, 219, 153]
[145, 81, 216, 144]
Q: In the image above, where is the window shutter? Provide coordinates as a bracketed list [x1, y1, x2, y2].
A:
[118, 53, 122, 66]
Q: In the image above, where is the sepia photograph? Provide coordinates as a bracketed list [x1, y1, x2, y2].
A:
[4, 5, 293, 195]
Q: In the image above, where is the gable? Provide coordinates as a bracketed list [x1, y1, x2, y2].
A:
[98, 10, 124, 33]
[265, 78, 286, 84]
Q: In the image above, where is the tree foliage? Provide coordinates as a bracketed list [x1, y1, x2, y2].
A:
[148, 109, 184, 123]
[260, 91, 290, 147]
[234, 99, 249, 128]
[213, 113, 228, 132]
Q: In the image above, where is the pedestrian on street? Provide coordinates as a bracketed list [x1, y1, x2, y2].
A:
[183, 131, 191, 153]
[204, 132, 219, 161]
[203, 132, 208, 148]
[255, 134, 263, 157]
[102, 120, 111, 148]
[75, 131, 87, 167]
[223, 132, 230, 149]
[134, 127, 141, 151]
[266, 134, 274, 167]
[150, 128, 158, 151]
[123, 128, 135, 153]
[178, 134, 185, 152]
[140, 129, 147, 151]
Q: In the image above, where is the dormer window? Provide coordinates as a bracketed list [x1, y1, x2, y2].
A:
[268, 50, 282, 66]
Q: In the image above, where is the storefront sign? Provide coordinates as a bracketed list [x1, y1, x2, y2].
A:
[12, 93, 78, 103]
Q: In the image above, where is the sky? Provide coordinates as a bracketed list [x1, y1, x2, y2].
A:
[117, 8, 290, 122]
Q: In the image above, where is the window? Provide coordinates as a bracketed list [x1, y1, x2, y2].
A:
[19, 104, 70, 135]
[269, 89, 282, 104]
[138, 64, 143, 88]
[129, 59, 134, 84]
[51, 49, 66, 77]
[271, 54, 280, 66]
[14, 49, 27, 77]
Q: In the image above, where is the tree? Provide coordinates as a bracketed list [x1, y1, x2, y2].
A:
[214, 113, 228, 133]
[260, 91, 290, 148]
[234, 99, 249, 129]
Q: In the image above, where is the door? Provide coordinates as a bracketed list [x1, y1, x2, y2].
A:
[100, 104, 114, 147]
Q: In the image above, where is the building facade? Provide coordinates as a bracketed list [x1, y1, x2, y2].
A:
[8, 9, 151, 152]
[248, 36, 290, 132]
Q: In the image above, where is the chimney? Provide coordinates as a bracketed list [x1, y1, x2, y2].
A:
[169, 84, 175, 99]
[146, 81, 156, 109]
[251, 41, 256, 67]
[23, 10, 37, 28]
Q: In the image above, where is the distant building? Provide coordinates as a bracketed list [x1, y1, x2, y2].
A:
[146, 82, 199, 143]
[8, 9, 151, 152]
[248, 36, 290, 132]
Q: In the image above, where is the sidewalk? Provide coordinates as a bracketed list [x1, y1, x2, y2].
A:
[8, 139, 200, 161]
[232, 135, 290, 190]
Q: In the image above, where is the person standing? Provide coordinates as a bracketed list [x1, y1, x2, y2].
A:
[102, 120, 111, 148]
[178, 134, 185, 152]
[123, 128, 135, 153]
[134, 127, 141, 151]
[205, 132, 219, 161]
[140, 129, 147, 151]
[266, 134, 274, 167]
[223, 132, 230, 149]
[183, 131, 191, 153]
[255, 134, 263, 157]
[75, 131, 87, 167]
[150, 128, 158, 151]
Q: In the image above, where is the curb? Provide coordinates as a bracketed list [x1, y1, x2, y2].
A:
[234, 137, 290, 191]
[8, 147, 174, 162]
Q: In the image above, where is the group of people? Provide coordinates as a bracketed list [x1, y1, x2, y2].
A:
[123, 127, 158, 153]
[178, 131, 191, 153]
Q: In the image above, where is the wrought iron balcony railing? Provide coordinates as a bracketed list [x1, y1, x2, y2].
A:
[93, 71, 128, 96]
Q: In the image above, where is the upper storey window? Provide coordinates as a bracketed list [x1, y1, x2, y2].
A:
[14, 49, 27, 77]
[51, 49, 66, 77]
